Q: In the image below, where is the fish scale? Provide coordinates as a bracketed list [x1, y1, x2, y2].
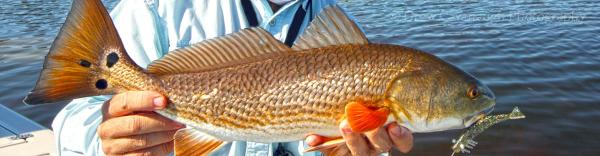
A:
[158, 45, 409, 142]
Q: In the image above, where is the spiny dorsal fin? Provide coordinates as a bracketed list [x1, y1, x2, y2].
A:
[292, 5, 368, 51]
[174, 128, 227, 156]
[147, 28, 291, 75]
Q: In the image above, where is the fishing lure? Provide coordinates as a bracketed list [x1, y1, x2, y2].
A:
[451, 107, 525, 156]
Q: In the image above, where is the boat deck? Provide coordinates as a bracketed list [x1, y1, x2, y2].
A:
[0, 104, 56, 155]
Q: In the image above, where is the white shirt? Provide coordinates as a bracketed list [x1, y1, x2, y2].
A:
[51, 0, 343, 155]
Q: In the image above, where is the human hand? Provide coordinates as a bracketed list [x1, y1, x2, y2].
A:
[98, 91, 185, 156]
[305, 120, 413, 156]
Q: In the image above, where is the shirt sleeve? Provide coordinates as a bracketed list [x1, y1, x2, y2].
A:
[51, 96, 108, 156]
[109, 0, 169, 68]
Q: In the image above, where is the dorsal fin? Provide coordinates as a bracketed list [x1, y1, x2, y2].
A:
[292, 5, 369, 51]
[147, 28, 291, 75]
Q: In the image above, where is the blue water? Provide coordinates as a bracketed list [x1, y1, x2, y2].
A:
[1, 0, 599, 155]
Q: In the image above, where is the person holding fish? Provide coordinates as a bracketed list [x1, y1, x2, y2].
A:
[39, 0, 416, 156]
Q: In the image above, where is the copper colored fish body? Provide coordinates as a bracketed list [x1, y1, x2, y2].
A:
[159, 44, 430, 141]
[25, 0, 496, 155]
[155, 44, 493, 142]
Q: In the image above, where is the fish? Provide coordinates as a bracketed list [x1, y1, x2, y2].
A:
[24, 0, 496, 155]
[450, 107, 525, 156]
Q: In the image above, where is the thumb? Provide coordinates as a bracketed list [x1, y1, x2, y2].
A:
[387, 123, 413, 153]
[305, 135, 326, 147]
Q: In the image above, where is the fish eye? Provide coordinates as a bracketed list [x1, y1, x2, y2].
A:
[467, 86, 479, 99]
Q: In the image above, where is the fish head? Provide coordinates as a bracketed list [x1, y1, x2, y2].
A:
[386, 51, 495, 133]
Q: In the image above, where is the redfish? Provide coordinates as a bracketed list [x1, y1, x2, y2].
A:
[24, 0, 495, 155]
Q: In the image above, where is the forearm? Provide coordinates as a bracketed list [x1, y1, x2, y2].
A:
[52, 96, 109, 156]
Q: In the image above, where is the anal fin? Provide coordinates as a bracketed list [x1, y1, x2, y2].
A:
[174, 128, 227, 156]
[304, 138, 349, 156]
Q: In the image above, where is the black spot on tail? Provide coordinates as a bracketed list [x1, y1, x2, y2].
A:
[107, 52, 119, 68]
[95, 79, 108, 89]
[79, 60, 91, 68]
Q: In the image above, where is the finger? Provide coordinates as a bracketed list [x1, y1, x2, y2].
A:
[364, 126, 393, 153]
[339, 120, 369, 156]
[102, 130, 177, 154]
[103, 91, 166, 118]
[305, 135, 324, 147]
[305, 135, 341, 147]
[99, 113, 184, 139]
[387, 123, 413, 153]
[320, 143, 351, 156]
[122, 141, 174, 156]
[333, 144, 351, 156]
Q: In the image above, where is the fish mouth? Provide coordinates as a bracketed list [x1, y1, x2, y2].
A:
[463, 106, 494, 127]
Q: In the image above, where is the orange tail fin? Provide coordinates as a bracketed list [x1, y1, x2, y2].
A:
[23, 0, 147, 104]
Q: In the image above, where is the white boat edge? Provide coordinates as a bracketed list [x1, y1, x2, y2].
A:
[0, 104, 57, 156]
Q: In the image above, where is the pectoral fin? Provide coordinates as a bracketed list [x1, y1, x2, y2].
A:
[345, 101, 390, 133]
[174, 128, 227, 156]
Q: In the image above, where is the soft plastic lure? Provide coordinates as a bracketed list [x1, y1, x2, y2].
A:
[451, 107, 525, 156]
